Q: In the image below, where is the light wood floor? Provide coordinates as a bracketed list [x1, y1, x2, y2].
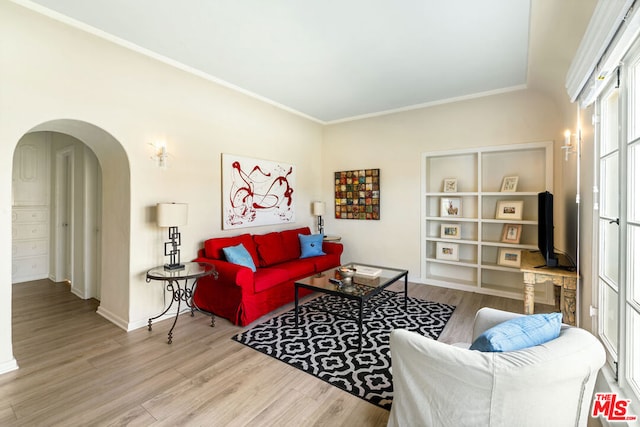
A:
[1, 279, 554, 426]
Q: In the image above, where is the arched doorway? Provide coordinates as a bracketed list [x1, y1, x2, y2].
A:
[13, 132, 102, 299]
[13, 119, 131, 330]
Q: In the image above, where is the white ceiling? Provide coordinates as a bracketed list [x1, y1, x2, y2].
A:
[23, 0, 536, 123]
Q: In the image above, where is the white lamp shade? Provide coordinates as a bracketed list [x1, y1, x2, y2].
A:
[157, 203, 188, 227]
[312, 201, 326, 216]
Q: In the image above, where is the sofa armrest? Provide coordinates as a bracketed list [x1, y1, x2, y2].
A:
[472, 307, 523, 341]
[388, 329, 493, 427]
[322, 241, 343, 256]
[193, 256, 254, 291]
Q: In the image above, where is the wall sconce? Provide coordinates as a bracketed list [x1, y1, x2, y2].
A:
[150, 140, 169, 169]
[157, 203, 188, 270]
[562, 129, 578, 161]
[312, 201, 325, 235]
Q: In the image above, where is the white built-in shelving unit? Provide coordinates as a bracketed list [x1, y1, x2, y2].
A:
[421, 141, 555, 304]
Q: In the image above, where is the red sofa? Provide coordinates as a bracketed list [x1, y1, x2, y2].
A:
[193, 226, 343, 326]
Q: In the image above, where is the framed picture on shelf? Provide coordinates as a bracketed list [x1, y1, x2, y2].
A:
[501, 224, 522, 244]
[495, 200, 523, 220]
[441, 198, 462, 217]
[498, 248, 522, 267]
[440, 223, 461, 239]
[443, 178, 457, 193]
[436, 242, 459, 261]
[500, 176, 519, 192]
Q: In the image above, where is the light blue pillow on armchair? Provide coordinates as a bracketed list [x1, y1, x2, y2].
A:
[299, 233, 325, 258]
[222, 243, 257, 272]
[470, 312, 562, 352]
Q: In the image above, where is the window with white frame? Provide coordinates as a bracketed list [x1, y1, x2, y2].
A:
[626, 53, 640, 400]
[595, 38, 640, 409]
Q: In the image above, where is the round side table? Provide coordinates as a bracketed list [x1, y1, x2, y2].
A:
[146, 261, 217, 344]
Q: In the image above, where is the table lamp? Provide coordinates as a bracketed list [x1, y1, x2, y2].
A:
[312, 201, 325, 235]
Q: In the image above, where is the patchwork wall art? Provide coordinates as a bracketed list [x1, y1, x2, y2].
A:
[334, 169, 380, 220]
[222, 154, 295, 229]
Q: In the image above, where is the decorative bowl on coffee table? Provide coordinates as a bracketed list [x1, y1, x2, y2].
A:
[337, 266, 356, 292]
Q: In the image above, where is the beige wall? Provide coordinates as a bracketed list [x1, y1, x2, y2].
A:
[577, 105, 597, 333]
[323, 90, 565, 271]
[0, 0, 595, 374]
[323, 90, 595, 330]
[0, 1, 323, 370]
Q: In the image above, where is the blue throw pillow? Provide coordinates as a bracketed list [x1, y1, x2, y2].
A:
[469, 312, 562, 352]
[222, 243, 257, 272]
[299, 233, 325, 258]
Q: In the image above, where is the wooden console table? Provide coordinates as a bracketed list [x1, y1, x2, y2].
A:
[520, 251, 578, 326]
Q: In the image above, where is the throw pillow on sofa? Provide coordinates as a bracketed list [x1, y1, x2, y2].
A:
[204, 233, 260, 266]
[253, 232, 289, 267]
[469, 312, 562, 352]
[222, 243, 257, 272]
[299, 233, 325, 258]
[280, 227, 310, 260]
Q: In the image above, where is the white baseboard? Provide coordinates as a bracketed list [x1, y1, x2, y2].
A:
[128, 312, 176, 331]
[96, 305, 129, 331]
[70, 286, 87, 300]
[97, 306, 193, 332]
[0, 358, 19, 375]
[127, 308, 192, 332]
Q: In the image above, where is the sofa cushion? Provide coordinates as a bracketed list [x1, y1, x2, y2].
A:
[253, 232, 289, 267]
[280, 227, 311, 260]
[311, 252, 341, 272]
[253, 268, 291, 293]
[299, 233, 326, 258]
[222, 243, 257, 272]
[469, 312, 562, 352]
[204, 234, 259, 266]
[275, 258, 316, 278]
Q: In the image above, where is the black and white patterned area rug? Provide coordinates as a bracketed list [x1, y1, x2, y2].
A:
[231, 290, 455, 410]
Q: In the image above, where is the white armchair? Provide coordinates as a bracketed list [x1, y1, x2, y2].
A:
[387, 307, 606, 427]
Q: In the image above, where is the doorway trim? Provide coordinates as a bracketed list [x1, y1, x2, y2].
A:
[53, 145, 75, 285]
[22, 119, 131, 329]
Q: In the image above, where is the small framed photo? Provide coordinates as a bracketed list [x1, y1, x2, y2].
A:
[436, 242, 459, 261]
[443, 178, 457, 193]
[501, 224, 522, 244]
[441, 198, 462, 217]
[500, 176, 519, 192]
[495, 200, 524, 220]
[440, 223, 461, 239]
[498, 248, 522, 268]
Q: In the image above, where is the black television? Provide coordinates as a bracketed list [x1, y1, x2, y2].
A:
[538, 191, 558, 267]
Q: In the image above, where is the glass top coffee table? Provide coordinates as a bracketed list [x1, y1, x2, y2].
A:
[294, 263, 409, 351]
